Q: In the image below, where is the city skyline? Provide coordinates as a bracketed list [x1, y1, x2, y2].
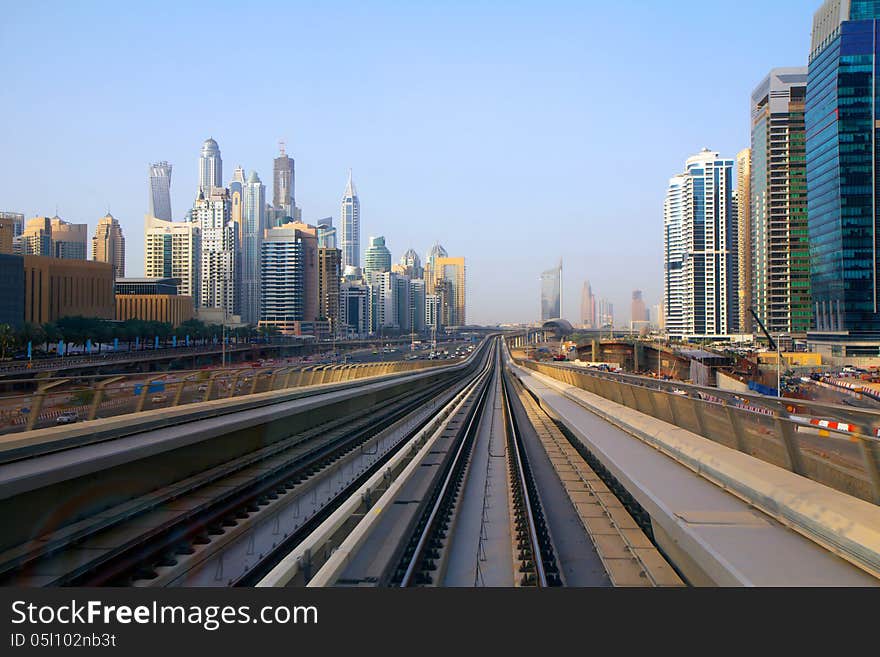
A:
[0, 1, 815, 324]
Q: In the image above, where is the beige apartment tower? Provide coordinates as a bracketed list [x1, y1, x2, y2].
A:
[92, 213, 126, 278]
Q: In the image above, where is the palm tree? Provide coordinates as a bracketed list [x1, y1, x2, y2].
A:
[0, 324, 15, 359]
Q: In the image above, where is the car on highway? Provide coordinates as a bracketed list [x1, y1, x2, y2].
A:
[151, 394, 167, 403]
[56, 411, 78, 425]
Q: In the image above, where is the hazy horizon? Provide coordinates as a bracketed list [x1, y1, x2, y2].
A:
[0, 0, 815, 325]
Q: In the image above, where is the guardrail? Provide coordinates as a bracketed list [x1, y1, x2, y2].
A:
[517, 359, 880, 506]
[0, 358, 457, 435]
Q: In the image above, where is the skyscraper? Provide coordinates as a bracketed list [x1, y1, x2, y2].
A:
[340, 170, 360, 269]
[663, 149, 738, 339]
[424, 242, 448, 295]
[751, 68, 810, 337]
[318, 247, 341, 334]
[144, 214, 200, 303]
[433, 256, 467, 327]
[260, 225, 305, 333]
[198, 138, 222, 195]
[273, 141, 295, 218]
[241, 171, 266, 325]
[631, 290, 648, 324]
[400, 248, 423, 279]
[49, 217, 88, 260]
[149, 162, 173, 221]
[736, 149, 752, 333]
[92, 213, 125, 278]
[193, 189, 236, 316]
[316, 218, 337, 249]
[364, 236, 391, 282]
[540, 259, 562, 321]
[807, 1, 880, 351]
[340, 281, 369, 337]
[580, 280, 596, 329]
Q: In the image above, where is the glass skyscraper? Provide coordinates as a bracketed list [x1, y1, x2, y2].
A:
[540, 260, 562, 321]
[807, 1, 880, 347]
[149, 162, 173, 221]
[340, 170, 360, 270]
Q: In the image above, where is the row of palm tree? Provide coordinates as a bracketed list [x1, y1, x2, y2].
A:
[0, 317, 282, 358]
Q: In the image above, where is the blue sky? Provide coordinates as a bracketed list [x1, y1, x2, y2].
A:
[0, 0, 816, 325]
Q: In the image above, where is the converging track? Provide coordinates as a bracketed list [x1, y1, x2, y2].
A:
[0, 336, 686, 588]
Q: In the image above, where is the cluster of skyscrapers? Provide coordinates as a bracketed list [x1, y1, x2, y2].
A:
[143, 138, 466, 339]
[663, 0, 880, 356]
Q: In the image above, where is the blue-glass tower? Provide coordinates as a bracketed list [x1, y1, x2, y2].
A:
[807, 1, 880, 345]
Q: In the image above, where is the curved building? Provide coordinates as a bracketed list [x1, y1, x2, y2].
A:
[364, 235, 391, 283]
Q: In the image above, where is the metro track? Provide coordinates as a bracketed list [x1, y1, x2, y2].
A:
[0, 340, 494, 587]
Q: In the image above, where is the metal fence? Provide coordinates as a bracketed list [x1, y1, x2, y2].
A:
[0, 359, 454, 436]
[518, 360, 880, 506]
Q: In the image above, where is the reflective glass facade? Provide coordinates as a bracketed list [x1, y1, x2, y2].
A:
[807, 16, 880, 333]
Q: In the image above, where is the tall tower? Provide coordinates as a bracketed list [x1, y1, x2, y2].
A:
[664, 149, 737, 339]
[273, 141, 295, 217]
[807, 0, 880, 343]
[199, 138, 223, 195]
[580, 280, 595, 329]
[364, 236, 391, 283]
[735, 148, 752, 333]
[242, 171, 266, 325]
[145, 214, 200, 304]
[540, 260, 562, 321]
[340, 170, 360, 270]
[752, 68, 809, 336]
[193, 188, 236, 316]
[148, 162, 173, 221]
[92, 213, 125, 278]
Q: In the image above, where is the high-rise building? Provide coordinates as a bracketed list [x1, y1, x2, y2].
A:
[340, 170, 360, 270]
[260, 221, 319, 324]
[751, 68, 810, 337]
[400, 248, 423, 279]
[0, 211, 24, 238]
[316, 218, 337, 249]
[364, 235, 391, 282]
[371, 271, 400, 331]
[410, 279, 426, 333]
[260, 225, 305, 333]
[540, 259, 562, 321]
[580, 280, 596, 329]
[193, 189, 236, 316]
[241, 171, 266, 325]
[92, 213, 125, 278]
[736, 149, 752, 333]
[663, 149, 738, 339]
[424, 242, 448, 295]
[48, 217, 88, 260]
[318, 247, 342, 334]
[19, 221, 41, 257]
[807, 1, 880, 351]
[0, 217, 14, 255]
[198, 138, 223, 195]
[340, 281, 369, 337]
[149, 162, 173, 221]
[631, 289, 648, 324]
[432, 256, 466, 327]
[598, 298, 614, 328]
[144, 215, 200, 303]
[426, 294, 441, 330]
[273, 141, 295, 217]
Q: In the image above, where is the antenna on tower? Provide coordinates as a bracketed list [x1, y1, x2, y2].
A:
[279, 139, 286, 156]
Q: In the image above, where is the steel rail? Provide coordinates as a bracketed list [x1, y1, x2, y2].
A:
[397, 345, 497, 587]
[500, 366, 548, 588]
